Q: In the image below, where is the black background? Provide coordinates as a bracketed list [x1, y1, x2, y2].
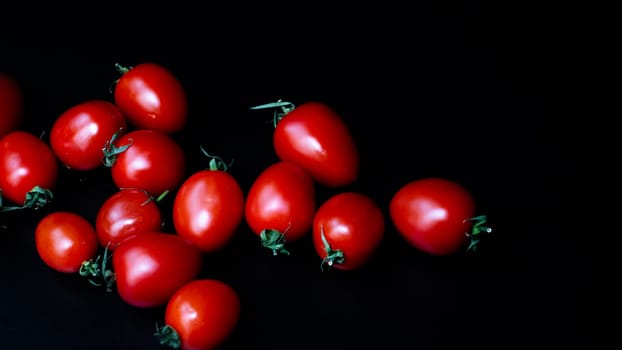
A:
[1, 2, 593, 350]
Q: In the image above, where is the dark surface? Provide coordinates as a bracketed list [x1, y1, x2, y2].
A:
[1, 3, 592, 350]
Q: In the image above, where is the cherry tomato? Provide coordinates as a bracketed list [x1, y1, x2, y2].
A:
[112, 231, 203, 308]
[158, 279, 241, 350]
[245, 160, 316, 255]
[0, 130, 58, 208]
[312, 192, 384, 271]
[104, 129, 186, 198]
[113, 62, 188, 134]
[251, 100, 359, 187]
[389, 177, 492, 256]
[0, 72, 24, 139]
[95, 188, 164, 250]
[49, 100, 127, 171]
[35, 211, 99, 273]
[172, 152, 245, 253]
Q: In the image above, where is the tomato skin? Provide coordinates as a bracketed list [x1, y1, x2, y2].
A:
[273, 101, 359, 188]
[35, 211, 99, 273]
[109, 129, 186, 198]
[112, 231, 203, 308]
[95, 188, 163, 250]
[113, 62, 187, 134]
[0, 73, 24, 139]
[389, 177, 476, 256]
[173, 169, 245, 253]
[312, 192, 384, 271]
[164, 279, 241, 350]
[0, 131, 59, 206]
[50, 100, 126, 170]
[245, 160, 316, 245]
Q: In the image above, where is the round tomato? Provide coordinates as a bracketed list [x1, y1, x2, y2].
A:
[0, 130, 58, 208]
[112, 231, 203, 308]
[312, 192, 384, 271]
[251, 100, 359, 188]
[245, 160, 316, 255]
[50, 99, 127, 170]
[158, 279, 241, 350]
[95, 188, 164, 250]
[104, 129, 186, 198]
[0, 72, 24, 139]
[389, 177, 492, 256]
[35, 211, 99, 273]
[172, 154, 245, 253]
[113, 62, 187, 134]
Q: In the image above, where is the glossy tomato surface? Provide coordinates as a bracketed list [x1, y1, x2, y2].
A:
[35, 211, 99, 273]
[95, 188, 163, 250]
[113, 62, 187, 134]
[173, 169, 245, 253]
[312, 192, 384, 271]
[244, 160, 316, 255]
[0, 130, 58, 206]
[389, 177, 477, 256]
[107, 129, 186, 198]
[273, 101, 359, 188]
[0, 72, 24, 139]
[112, 231, 203, 308]
[50, 100, 127, 170]
[163, 279, 241, 350]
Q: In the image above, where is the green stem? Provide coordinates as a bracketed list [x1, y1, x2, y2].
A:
[464, 215, 493, 252]
[249, 99, 296, 127]
[155, 324, 181, 349]
[79, 244, 116, 292]
[199, 146, 234, 171]
[320, 225, 344, 271]
[102, 129, 132, 167]
[1, 186, 54, 212]
[259, 229, 290, 256]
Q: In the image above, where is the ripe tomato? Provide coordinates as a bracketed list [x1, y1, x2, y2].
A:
[49, 100, 127, 171]
[95, 188, 164, 250]
[389, 177, 492, 256]
[35, 211, 99, 273]
[244, 160, 316, 255]
[113, 62, 188, 134]
[0, 130, 58, 208]
[251, 100, 359, 188]
[0, 72, 24, 139]
[312, 192, 384, 271]
[104, 129, 186, 198]
[112, 231, 203, 308]
[158, 279, 241, 350]
[172, 152, 245, 253]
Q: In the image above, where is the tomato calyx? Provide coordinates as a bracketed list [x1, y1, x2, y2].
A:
[102, 129, 132, 167]
[249, 99, 296, 127]
[199, 146, 234, 171]
[464, 215, 493, 252]
[0, 186, 54, 212]
[109, 63, 133, 93]
[259, 228, 291, 256]
[154, 324, 181, 349]
[79, 244, 116, 292]
[319, 225, 344, 271]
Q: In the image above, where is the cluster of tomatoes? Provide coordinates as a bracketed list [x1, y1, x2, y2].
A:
[1, 63, 491, 350]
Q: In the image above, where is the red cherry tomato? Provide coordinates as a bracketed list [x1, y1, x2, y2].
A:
[251, 100, 359, 187]
[312, 192, 384, 271]
[50, 100, 127, 171]
[104, 129, 186, 198]
[158, 279, 241, 350]
[0, 130, 58, 208]
[35, 211, 99, 273]
[95, 188, 164, 250]
[0, 72, 24, 139]
[172, 152, 245, 253]
[113, 62, 188, 134]
[112, 231, 203, 308]
[389, 177, 492, 256]
[244, 160, 316, 255]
